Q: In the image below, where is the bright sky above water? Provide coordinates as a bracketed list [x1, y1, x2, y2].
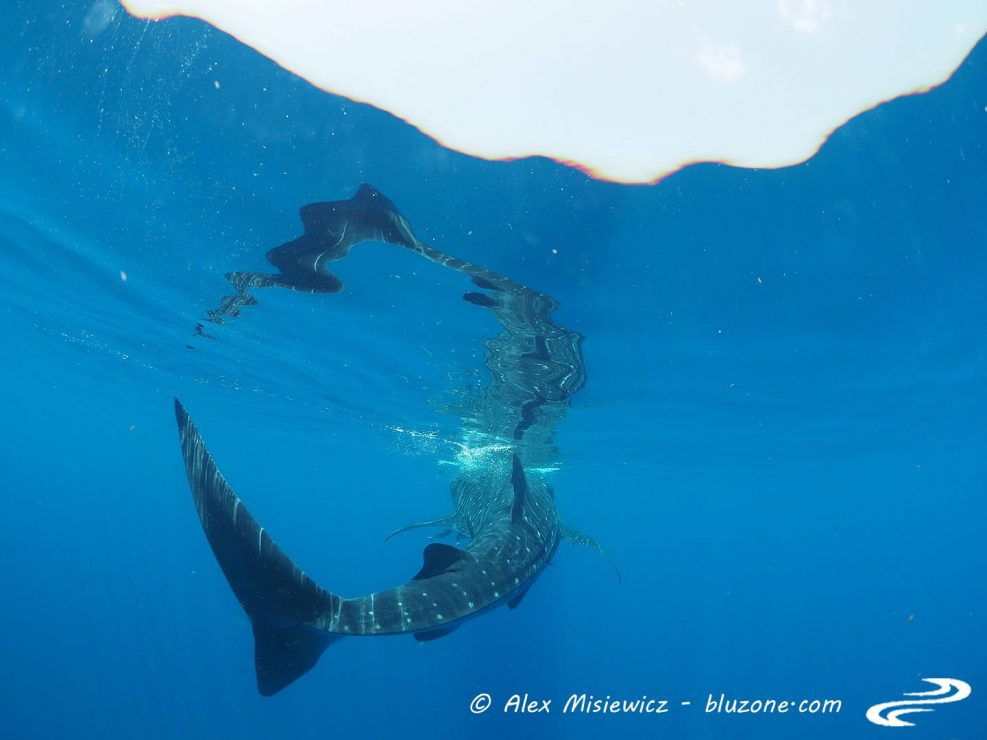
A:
[121, 0, 987, 182]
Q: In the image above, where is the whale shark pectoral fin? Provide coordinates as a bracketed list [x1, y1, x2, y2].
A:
[383, 514, 465, 543]
[413, 625, 460, 642]
[412, 543, 473, 581]
[463, 291, 500, 308]
[507, 586, 532, 610]
[562, 524, 623, 582]
[174, 399, 342, 696]
[510, 453, 528, 523]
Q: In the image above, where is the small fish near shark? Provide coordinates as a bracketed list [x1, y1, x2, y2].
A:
[176, 185, 618, 695]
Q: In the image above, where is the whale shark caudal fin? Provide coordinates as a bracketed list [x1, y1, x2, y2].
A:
[174, 399, 343, 696]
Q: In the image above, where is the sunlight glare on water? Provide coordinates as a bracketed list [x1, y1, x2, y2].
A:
[121, 0, 987, 182]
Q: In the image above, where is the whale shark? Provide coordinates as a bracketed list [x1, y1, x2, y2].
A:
[176, 185, 616, 695]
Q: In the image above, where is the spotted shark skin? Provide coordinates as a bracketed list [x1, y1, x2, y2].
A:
[176, 185, 610, 696]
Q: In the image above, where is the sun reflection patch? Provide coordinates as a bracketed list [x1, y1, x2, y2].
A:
[121, 0, 986, 183]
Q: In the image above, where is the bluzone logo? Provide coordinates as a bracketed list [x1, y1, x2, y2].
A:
[865, 678, 971, 727]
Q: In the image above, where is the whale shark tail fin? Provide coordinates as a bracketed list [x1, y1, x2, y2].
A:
[174, 399, 342, 696]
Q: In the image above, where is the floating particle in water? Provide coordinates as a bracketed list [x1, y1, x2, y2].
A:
[83, 0, 119, 38]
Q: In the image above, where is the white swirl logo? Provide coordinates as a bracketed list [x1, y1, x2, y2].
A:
[866, 678, 971, 727]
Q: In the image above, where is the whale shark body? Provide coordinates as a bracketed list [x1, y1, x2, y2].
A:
[176, 185, 615, 695]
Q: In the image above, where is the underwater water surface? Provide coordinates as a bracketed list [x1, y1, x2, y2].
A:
[0, 5, 985, 739]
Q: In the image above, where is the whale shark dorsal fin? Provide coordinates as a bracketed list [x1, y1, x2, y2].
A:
[412, 543, 471, 581]
[510, 453, 528, 523]
[562, 524, 623, 582]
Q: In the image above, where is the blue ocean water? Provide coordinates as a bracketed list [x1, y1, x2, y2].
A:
[1, 4, 985, 738]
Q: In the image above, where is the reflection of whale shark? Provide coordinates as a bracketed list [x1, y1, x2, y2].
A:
[201, 184, 501, 327]
[176, 185, 617, 696]
[199, 185, 419, 327]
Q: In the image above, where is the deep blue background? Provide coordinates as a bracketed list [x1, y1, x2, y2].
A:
[0, 3, 984, 738]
